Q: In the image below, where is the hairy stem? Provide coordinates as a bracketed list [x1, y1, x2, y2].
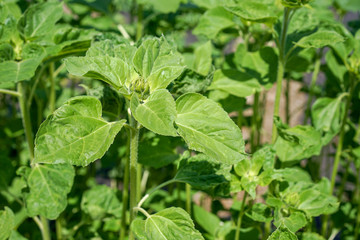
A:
[18, 82, 34, 160]
[235, 192, 248, 240]
[120, 136, 130, 240]
[271, 7, 291, 144]
[129, 116, 139, 240]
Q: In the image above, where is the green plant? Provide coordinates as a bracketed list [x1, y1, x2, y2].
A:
[1, 0, 360, 240]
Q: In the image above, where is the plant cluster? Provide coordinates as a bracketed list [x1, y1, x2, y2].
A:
[0, 0, 360, 240]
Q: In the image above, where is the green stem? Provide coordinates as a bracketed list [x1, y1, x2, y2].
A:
[272, 61, 285, 144]
[271, 7, 291, 144]
[18, 82, 34, 160]
[120, 136, 130, 240]
[303, 56, 321, 125]
[186, 184, 192, 215]
[235, 192, 248, 240]
[337, 158, 351, 201]
[137, 179, 176, 208]
[40, 216, 51, 240]
[251, 92, 259, 152]
[137, 164, 142, 202]
[129, 116, 139, 240]
[285, 77, 290, 124]
[49, 62, 56, 113]
[136, 4, 143, 41]
[0, 89, 21, 97]
[56, 218, 62, 240]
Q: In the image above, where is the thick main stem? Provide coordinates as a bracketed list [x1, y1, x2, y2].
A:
[129, 116, 139, 240]
[18, 82, 51, 240]
[271, 7, 291, 144]
[120, 137, 130, 240]
[18, 82, 35, 159]
[235, 192, 248, 240]
[303, 56, 321, 125]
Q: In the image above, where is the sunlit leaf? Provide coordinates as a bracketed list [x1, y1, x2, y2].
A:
[34, 96, 126, 166]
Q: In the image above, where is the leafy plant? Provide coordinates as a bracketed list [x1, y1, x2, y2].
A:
[0, 0, 359, 240]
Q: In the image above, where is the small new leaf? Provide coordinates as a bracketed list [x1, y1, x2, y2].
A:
[131, 89, 177, 136]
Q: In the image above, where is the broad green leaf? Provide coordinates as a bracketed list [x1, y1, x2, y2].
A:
[17, 1, 63, 40]
[281, 0, 311, 8]
[34, 96, 126, 166]
[267, 224, 298, 240]
[208, 69, 261, 97]
[311, 96, 345, 145]
[131, 89, 177, 136]
[295, 31, 345, 49]
[81, 185, 122, 220]
[131, 207, 204, 240]
[302, 232, 326, 240]
[274, 118, 322, 162]
[224, 1, 278, 23]
[175, 154, 231, 190]
[133, 37, 185, 93]
[0, 207, 15, 240]
[22, 164, 75, 219]
[193, 41, 212, 76]
[65, 55, 132, 91]
[138, 0, 182, 13]
[175, 93, 245, 164]
[193, 205, 220, 236]
[0, 58, 43, 84]
[193, 7, 235, 39]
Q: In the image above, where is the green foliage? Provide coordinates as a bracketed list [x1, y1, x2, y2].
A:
[274, 117, 322, 162]
[81, 185, 122, 220]
[0, 207, 15, 240]
[1, 0, 359, 239]
[175, 93, 246, 164]
[131, 89, 177, 136]
[20, 164, 75, 219]
[33, 96, 126, 166]
[193, 7, 234, 39]
[131, 207, 204, 240]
